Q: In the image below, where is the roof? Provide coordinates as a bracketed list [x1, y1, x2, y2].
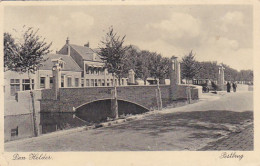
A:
[69, 44, 103, 62]
[39, 53, 82, 72]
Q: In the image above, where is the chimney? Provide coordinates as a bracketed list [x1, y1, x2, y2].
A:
[66, 37, 70, 45]
[84, 42, 90, 47]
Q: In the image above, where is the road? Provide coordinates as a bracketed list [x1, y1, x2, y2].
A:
[5, 91, 253, 151]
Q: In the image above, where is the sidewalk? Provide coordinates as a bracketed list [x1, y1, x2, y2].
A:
[200, 124, 253, 151]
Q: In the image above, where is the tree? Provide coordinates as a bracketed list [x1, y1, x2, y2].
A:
[123, 45, 139, 78]
[4, 33, 19, 71]
[135, 50, 151, 85]
[4, 28, 52, 75]
[4, 27, 52, 136]
[237, 70, 253, 83]
[149, 52, 170, 84]
[196, 61, 219, 81]
[98, 26, 130, 85]
[221, 64, 239, 82]
[181, 50, 201, 83]
[98, 26, 129, 119]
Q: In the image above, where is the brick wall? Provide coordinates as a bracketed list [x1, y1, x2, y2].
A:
[40, 84, 201, 113]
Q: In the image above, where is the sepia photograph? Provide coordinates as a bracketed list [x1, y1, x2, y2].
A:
[0, 1, 259, 165]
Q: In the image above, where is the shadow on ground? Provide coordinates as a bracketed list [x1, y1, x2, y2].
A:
[110, 110, 253, 132]
[104, 110, 253, 150]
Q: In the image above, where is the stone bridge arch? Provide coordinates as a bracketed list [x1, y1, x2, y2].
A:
[74, 98, 150, 123]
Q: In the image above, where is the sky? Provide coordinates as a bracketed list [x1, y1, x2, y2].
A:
[4, 5, 253, 71]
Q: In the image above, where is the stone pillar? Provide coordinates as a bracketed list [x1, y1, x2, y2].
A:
[52, 58, 65, 100]
[218, 65, 225, 90]
[128, 69, 135, 84]
[104, 68, 107, 86]
[169, 56, 181, 100]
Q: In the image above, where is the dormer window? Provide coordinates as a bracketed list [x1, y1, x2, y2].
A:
[60, 62, 64, 69]
[58, 60, 65, 69]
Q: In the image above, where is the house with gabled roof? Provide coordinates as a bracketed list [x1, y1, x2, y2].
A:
[4, 52, 83, 141]
[4, 53, 83, 100]
[58, 38, 128, 87]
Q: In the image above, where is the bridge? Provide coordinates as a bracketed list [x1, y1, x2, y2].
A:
[11, 57, 202, 136]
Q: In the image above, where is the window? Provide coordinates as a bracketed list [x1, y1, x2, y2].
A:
[67, 77, 72, 87]
[95, 79, 98, 86]
[91, 79, 94, 87]
[85, 65, 89, 74]
[40, 77, 46, 89]
[86, 79, 90, 87]
[81, 79, 84, 87]
[122, 79, 124, 86]
[11, 126, 18, 137]
[22, 79, 34, 90]
[10, 79, 20, 96]
[111, 79, 113, 86]
[61, 76, 64, 87]
[75, 78, 79, 87]
[100, 68, 104, 75]
[98, 79, 101, 86]
[49, 77, 53, 89]
[90, 68, 94, 75]
[102, 79, 105, 86]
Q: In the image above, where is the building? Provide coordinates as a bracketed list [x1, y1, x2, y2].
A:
[58, 38, 128, 87]
[4, 53, 83, 102]
[4, 53, 83, 141]
[4, 38, 131, 141]
[4, 53, 82, 100]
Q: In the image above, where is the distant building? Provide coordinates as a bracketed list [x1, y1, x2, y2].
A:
[4, 53, 82, 100]
[4, 38, 130, 100]
[58, 38, 128, 87]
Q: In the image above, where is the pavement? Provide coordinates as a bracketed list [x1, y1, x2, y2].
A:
[200, 124, 253, 151]
[4, 91, 253, 151]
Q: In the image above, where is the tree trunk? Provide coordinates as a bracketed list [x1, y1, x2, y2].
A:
[156, 82, 162, 110]
[111, 73, 118, 119]
[187, 84, 192, 104]
[28, 71, 38, 137]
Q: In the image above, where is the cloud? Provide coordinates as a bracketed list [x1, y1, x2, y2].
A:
[195, 36, 252, 70]
[206, 37, 239, 51]
[219, 11, 245, 32]
[146, 12, 201, 39]
[62, 12, 94, 31]
[132, 39, 187, 58]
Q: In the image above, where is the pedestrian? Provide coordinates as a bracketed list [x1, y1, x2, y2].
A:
[227, 82, 231, 93]
[232, 82, 237, 92]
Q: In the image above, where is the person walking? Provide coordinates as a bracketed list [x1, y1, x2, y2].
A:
[232, 82, 237, 92]
[227, 82, 231, 93]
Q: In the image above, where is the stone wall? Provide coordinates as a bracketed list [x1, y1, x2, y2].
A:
[4, 90, 42, 142]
